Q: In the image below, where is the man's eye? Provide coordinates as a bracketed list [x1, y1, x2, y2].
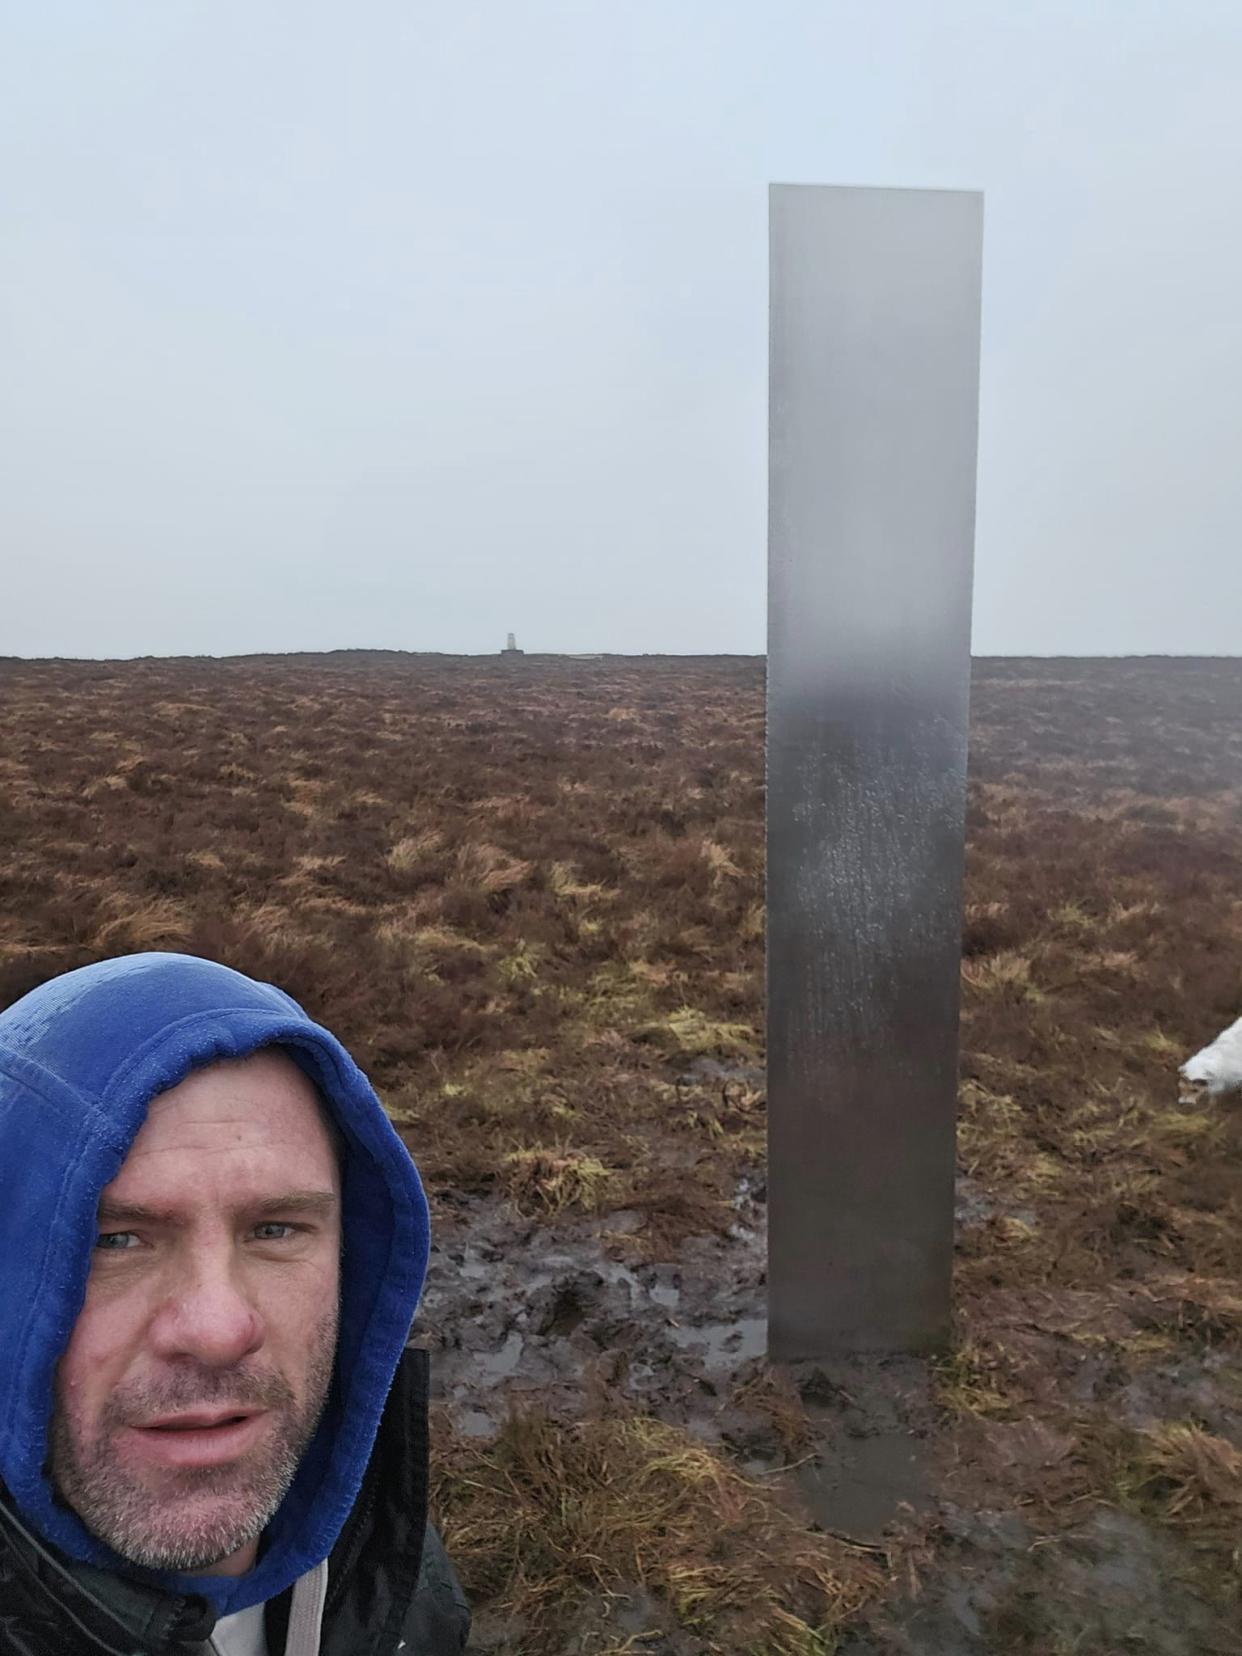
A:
[253, 1222, 296, 1241]
[95, 1232, 140, 1252]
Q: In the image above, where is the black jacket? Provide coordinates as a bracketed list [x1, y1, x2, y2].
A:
[0, 1349, 470, 1655]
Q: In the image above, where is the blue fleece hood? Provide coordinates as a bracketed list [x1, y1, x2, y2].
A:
[0, 952, 430, 1616]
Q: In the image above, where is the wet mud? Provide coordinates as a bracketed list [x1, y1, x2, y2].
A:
[418, 1170, 1240, 1654]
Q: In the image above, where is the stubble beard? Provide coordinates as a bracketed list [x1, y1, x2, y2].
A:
[49, 1309, 339, 1574]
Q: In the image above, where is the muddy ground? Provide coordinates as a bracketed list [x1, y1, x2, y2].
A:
[421, 1166, 1240, 1654]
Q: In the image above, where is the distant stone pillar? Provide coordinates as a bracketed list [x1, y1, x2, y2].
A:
[766, 184, 983, 1357]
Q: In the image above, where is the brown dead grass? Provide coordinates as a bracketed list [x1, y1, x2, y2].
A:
[431, 1404, 882, 1655]
[1129, 1422, 1242, 1545]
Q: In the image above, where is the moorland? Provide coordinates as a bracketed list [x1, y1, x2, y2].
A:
[1, 652, 1239, 1653]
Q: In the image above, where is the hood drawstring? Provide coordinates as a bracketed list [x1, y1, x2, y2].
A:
[283, 1560, 328, 1656]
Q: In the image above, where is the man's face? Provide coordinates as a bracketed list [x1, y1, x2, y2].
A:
[49, 1050, 343, 1577]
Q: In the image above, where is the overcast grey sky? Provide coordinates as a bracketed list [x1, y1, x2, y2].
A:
[3, 2, 1240, 658]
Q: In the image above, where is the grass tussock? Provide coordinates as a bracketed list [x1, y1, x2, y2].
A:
[1087, 1420, 1242, 1576]
[1132, 1424, 1242, 1541]
[931, 1338, 1017, 1420]
[431, 1407, 883, 1655]
[499, 1146, 621, 1217]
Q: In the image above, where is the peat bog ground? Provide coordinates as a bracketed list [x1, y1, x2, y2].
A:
[1, 652, 1240, 1653]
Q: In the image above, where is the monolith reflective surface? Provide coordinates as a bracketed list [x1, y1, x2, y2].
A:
[767, 183, 983, 1356]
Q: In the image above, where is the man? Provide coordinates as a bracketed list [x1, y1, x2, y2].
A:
[0, 952, 471, 1654]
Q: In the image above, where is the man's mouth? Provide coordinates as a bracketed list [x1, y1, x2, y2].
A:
[123, 1409, 270, 1470]
[138, 1410, 259, 1431]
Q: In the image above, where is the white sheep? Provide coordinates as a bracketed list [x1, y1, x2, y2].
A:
[1179, 1014, 1242, 1105]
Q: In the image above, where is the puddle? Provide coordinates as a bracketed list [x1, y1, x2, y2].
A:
[456, 1407, 499, 1439]
[471, 1329, 525, 1384]
[797, 1426, 932, 1541]
[666, 1314, 767, 1372]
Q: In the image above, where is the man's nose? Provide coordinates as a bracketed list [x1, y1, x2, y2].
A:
[149, 1254, 264, 1367]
